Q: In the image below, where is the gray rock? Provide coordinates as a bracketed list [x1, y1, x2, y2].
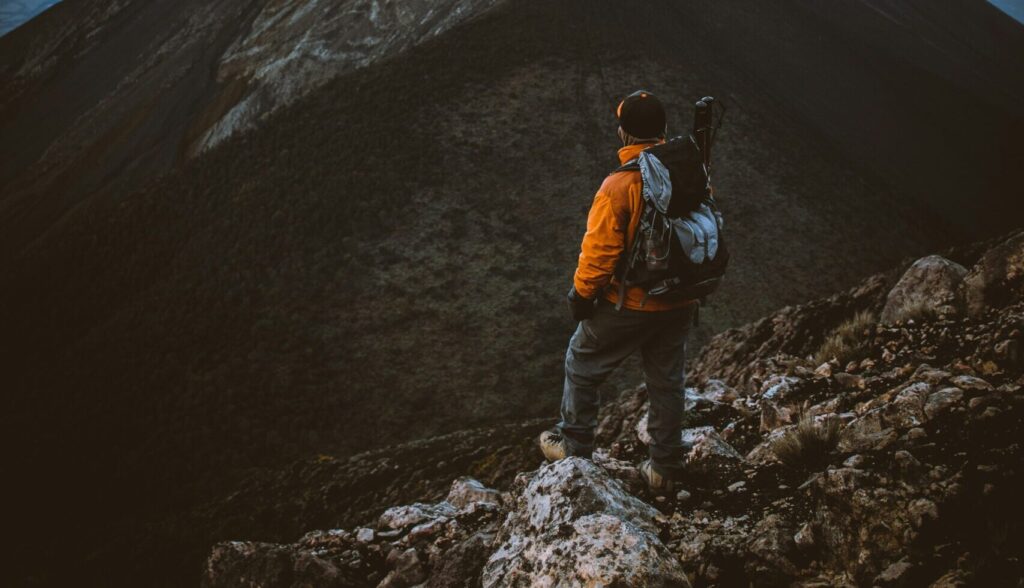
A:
[912, 365, 952, 385]
[379, 503, 457, 532]
[760, 375, 800, 401]
[760, 399, 793, 432]
[635, 408, 654, 445]
[794, 522, 815, 549]
[950, 375, 993, 393]
[482, 457, 690, 587]
[380, 547, 427, 587]
[874, 558, 913, 586]
[924, 387, 963, 419]
[886, 382, 929, 429]
[425, 531, 494, 588]
[838, 408, 898, 452]
[355, 527, 375, 543]
[701, 379, 738, 403]
[592, 448, 641, 488]
[445, 477, 501, 510]
[685, 428, 745, 476]
[880, 255, 967, 324]
[746, 514, 799, 580]
[746, 426, 792, 465]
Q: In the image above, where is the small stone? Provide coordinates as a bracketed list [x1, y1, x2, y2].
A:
[908, 498, 938, 527]
[675, 489, 692, 502]
[925, 387, 964, 419]
[875, 558, 914, 585]
[894, 450, 922, 475]
[980, 406, 1001, 419]
[907, 427, 927, 440]
[951, 375, 993, 392]
[727, 481, 746, 492]
[843, 454, 865, 468]
[355, 527, 375, 543]
[406, 517, 447, 543]
[883, 349, 896, 363]
[814, 362, 833, 377]
[794, 522, 815, 549]
[760, 399, 793, 432]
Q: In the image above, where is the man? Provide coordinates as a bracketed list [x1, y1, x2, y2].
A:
[539, 90, 698, 494]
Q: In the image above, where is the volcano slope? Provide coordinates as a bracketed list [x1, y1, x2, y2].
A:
[2, 0, 1023, 586]
[200, 230, 1024, 587]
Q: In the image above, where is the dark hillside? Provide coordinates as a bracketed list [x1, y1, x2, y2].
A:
[2, 0, 1022, 585]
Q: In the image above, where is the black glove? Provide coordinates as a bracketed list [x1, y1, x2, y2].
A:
[567, 286, 596, 321]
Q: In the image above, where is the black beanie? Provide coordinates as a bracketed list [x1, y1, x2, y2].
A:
[616, 90, 666, 139]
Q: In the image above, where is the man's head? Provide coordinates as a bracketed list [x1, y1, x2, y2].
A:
[616, 90, 666, 145]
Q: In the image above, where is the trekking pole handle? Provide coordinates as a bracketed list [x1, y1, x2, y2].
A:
[694, 97, 715, 168]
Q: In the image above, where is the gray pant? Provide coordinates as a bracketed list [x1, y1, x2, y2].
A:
[558, 297, 695, 479]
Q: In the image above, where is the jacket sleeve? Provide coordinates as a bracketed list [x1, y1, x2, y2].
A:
[573, 188, 630, 299]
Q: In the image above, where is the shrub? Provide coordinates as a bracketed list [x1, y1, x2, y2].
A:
[813, 310, 876, 365]
[772, 413, 841, 471]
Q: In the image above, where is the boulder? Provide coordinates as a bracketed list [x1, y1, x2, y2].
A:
[962, 230, 1024, 317]
[482, 457, 690, 587]
[880, 255, 967, 324]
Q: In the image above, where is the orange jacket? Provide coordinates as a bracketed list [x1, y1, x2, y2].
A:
[573, 142, 697, 312]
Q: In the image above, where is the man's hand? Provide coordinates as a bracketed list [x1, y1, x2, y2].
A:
[567, 286, 596, 321]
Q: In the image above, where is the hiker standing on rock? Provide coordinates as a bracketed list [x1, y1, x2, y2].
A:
[539, 90, 706, 494]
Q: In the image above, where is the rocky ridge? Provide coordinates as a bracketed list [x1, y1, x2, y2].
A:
[195, 0, 502, 153]
[202, 232, 1024, 586]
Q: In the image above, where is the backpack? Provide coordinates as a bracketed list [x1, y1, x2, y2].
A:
[609, 134, 730, 311]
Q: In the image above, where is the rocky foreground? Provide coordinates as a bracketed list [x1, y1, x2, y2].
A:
[203, 231, 1024, 587]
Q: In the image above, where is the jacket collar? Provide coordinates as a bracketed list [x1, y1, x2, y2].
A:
[617, 139, 664, 165]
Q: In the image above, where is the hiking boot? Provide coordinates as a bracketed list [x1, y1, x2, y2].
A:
[538, 429, 568, 462]
[640, 459, 676, 495]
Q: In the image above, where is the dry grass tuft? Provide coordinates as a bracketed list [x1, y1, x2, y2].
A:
[813, 310, 876, 365]
[772, 413, 841, 471]
[889, 298, 938, 324]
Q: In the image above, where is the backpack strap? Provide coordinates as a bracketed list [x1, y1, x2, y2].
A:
[611, 216, 646, 311]
[609, 158, 640, 175]
[606, 157, 643, 310]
